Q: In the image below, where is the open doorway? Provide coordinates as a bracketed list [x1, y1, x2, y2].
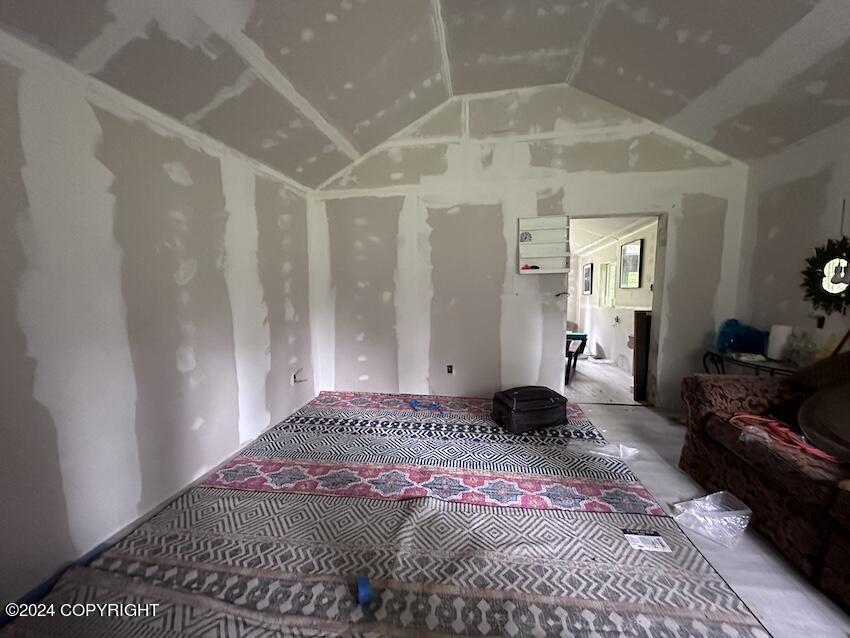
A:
[565, 216, 661, 405]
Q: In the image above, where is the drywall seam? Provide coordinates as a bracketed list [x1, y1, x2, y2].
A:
[184, 67, 257, 126]
[666, 0, 850, 142]
[752, 116, 850, 191]
[642, 121, 742, 168]
[17, 71, 142, 552]
[714, 166, 750, 324]
[72, 2, 161, 74]
[458, 82, 569, 101]
[564, 0, 611, 86]
[395, 195, 431, 393]
[500, 191, 545, 389]
[306, 197, 334, 392]
[431, 0, 453, 96]
[319, 114, 736, 193]
[0, 28, 310, 195]
[381, 122, 655, 148]
[220, 155, 271, 443]
[462, 96, 469, 139]
[381, 135, 463, 148]
[391, 96, 459, 140]
[196, 22, 360, 160]
[72, 0, 248, 74]
[316, 137, 393, 191]
[316, 165, 744, 200]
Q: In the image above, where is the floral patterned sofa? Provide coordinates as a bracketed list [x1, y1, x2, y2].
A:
[679, 374, 850, 609]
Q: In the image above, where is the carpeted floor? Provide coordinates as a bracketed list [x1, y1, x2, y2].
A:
[3, 391, 771, 637]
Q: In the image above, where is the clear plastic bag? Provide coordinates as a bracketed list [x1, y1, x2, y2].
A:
[672, 491, 752, 548]
[739, 425, 770, 445]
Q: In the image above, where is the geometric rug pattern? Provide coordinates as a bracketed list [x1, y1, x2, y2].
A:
[205, 392, 664, 516]
[2, 391, 771, 637]
[9, 490, 771, 637]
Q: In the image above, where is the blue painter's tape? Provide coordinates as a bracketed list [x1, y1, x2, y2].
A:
[356, 572, 372, 606]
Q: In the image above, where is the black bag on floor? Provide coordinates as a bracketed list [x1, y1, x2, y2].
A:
[491, 386, 568, 434]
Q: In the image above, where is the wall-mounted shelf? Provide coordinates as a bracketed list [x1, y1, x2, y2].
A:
[518, 216, 570, 274]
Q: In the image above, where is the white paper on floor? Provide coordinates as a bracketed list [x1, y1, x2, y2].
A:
[572, 442, 639, 461]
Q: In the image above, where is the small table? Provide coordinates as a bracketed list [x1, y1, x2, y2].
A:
[703, 349, 798, 377]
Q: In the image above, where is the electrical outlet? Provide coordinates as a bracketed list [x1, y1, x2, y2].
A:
[291, 368, 307, 385]
[446, 364, 453, 374]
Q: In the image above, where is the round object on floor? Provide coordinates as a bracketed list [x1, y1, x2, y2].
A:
[798, 383, 850, 462]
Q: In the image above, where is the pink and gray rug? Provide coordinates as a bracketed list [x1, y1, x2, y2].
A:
[2, 391, 770, 637]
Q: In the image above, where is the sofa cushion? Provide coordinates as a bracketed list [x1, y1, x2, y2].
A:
[680, 429, 828, 577]
[704, 415, 850, 509]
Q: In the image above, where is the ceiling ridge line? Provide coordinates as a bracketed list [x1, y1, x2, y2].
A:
[0, 27, 311, 196]
[315, 164, 741, 200]
[315, 95, 468, 191]
[385, 96, 460, 142]
[208, 29, 361, 162]
[564, 0, 612, 86]
[431, 0, 454, 97]
[378, 121, 654, 148]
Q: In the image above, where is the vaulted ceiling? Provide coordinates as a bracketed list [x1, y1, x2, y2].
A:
[2, 0, 849, 189]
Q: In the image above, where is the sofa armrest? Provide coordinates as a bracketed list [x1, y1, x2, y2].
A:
[681, 374, 785, 432]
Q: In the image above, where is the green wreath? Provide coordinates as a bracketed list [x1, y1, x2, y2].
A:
[801, 236, 850, 315]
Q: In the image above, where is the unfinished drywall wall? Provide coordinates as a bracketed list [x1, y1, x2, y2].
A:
[315, 85, 749, 408]
[95, 107, 239, 513]
[0, 46, 314, 605]
[326, 196, 403, 392]
[660, 195, 726, 407]
[536, 188, 572, 386]
[427, 203, 505, 395]
[255, 175, 315, 420]
[14, 70, 143, 581]
[221, 157, 270, 444]
[742, 120, 850, 349]
[0, 59, 76, 608]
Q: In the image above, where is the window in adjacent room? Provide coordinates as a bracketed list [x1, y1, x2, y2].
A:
[600, 262, 616, 308]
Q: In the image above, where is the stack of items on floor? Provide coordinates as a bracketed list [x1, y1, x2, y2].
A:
[680, 352, 850, 610]
[4, 391, 770, 636]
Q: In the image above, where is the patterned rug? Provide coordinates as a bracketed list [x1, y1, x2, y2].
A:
[2, 391, 770, 637]
[204, 391, 664, 516]
[6, 490, 769, 637]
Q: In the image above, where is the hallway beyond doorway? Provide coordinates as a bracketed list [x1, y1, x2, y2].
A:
[565, 357, 639, 405]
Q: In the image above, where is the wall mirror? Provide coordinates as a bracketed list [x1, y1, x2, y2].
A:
[802, 236, 850, 314]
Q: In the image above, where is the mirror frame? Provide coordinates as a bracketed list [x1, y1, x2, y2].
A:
[801, 236, 850, 315]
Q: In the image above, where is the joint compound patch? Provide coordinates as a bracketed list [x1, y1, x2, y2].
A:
[162, 162, 194, 186]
